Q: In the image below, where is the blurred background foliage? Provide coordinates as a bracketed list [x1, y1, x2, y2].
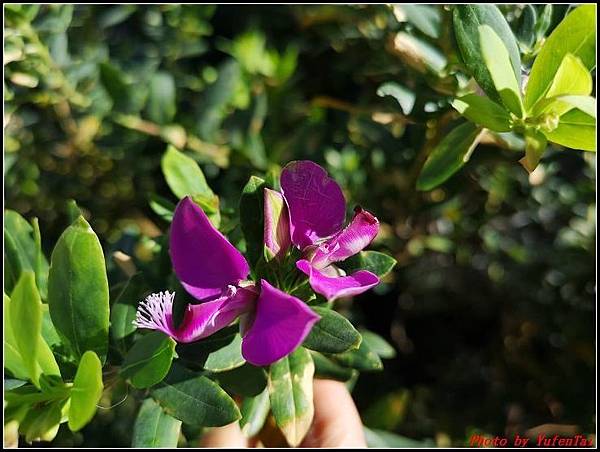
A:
[4, 4, 595, 447]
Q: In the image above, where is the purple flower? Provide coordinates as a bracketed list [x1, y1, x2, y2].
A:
[134, 197, 319, 366]
[266, 161, 381, 301]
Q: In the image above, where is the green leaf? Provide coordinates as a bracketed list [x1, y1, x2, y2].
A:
[360, 250, 397, 277]
[110, 304, 138, 342]
[519, 129, 548, 173]
[452, 94, 512, 132]
[542, 109, 596, 152]
[132, 398, 182, 447]
[110, 273, 147, 340]
[151, 364, 241, 427]
[99, 62, 133, 112]
[453, 5, 521, 103]
[20, 398, 66, 443]
[394, 5, 442, 39]
[146, 71, 176, 125]
[376, 82, 416, 115]
[268, 347, 315, 447]
[5, 378, 27, 391]
[4, 292, 32, 381]
[9, 272, 59, 386]
[360, 330, 396, 359]
[121, 332, 176, 389]
[534, 5, 553, 41]
[216, 363, 268, 397]
[553, 96, 596, 119]
[516, 5, 536, 50]
[478, 25, 523, 116]
[66, 199, 82, 224]
[3, 210, 49, 297]
[161, 145, 214, 200]
[148, 194, 176, 222]
[310, 351, 357, 382]
[417, 122, 483, 191]
[532, 54, 594, 117]
[303, 306, 361, 354]
[341, 250, 397, 278]
[196, 59, 241, 141]
[68, 350, 104, 432]
[546, 54, 592, 99]
[177, 325, 245, 372]
[239, 176, 266, 268]
[47, 216, 110, 363]
[330, 338, 383, 371]
[524, 5, 596, 111]
[240, 388, 270, 438]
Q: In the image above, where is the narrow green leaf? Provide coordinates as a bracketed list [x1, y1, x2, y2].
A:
[303, 307, 362, 354]
[268, 347, 315, 447]
[534, 5, 553, 41]
[240, 389, 270, 438]
[543, 109, 596, 152]
[330, 338, 383, 372]
[516, 5, 536, 49]
[394, 5, 441, 39]
[121, 332, 176, 389]
[132, 398, 182, 447]
[110, 303, 138, 341]
[146, 71, 176, 125]
[68, 350, 104, 432]
[9, 272, 56, 386]
[47, 216, 110, 363]
[360, 330, 397, 359]
[216, 363, 268, 397]
[5, 378, 27, 391]
[3, 210, 49, 297]
[311, 351, 357, 382]
[377, 82, 415, 115]
[4, 293, 30, 381]
[524, 5, 596, 111]
[31, 217, 48, 300]
[151, 364, 241, 427]
[416, 122, 483, 191]
[452, 94, 512, 132]
[195, 59, 241, 141]
[177, 325, 245, 373]
[519, 129, 548, 173]
[239, 176, 266, 268]
[65, 199, 82, 224]
[161, 145, 214, 200]
[478, 25, 523, 116]
[453, 5, 521, 102]
[110, 273, 147, 340]
[20, 398, 65, 443]
[148, 194, 175, 222]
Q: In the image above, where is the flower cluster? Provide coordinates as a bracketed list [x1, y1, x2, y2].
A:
[134, 161, 380, 365]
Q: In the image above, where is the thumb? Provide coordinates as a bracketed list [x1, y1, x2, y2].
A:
[300, 379, 367, 447]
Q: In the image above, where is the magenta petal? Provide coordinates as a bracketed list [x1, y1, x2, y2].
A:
[170, 197, 250, 300]
[174, 285, 257, 343]
[241, 279, 320, 366]
[280, 161, 346, 249]
[311, 207, 379, 269]
[297, 259, 379, 301]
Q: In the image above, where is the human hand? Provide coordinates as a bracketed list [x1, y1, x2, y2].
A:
[200, 379, 367, 448]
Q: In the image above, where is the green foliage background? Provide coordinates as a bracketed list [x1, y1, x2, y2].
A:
[4, 4, 595, 447]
